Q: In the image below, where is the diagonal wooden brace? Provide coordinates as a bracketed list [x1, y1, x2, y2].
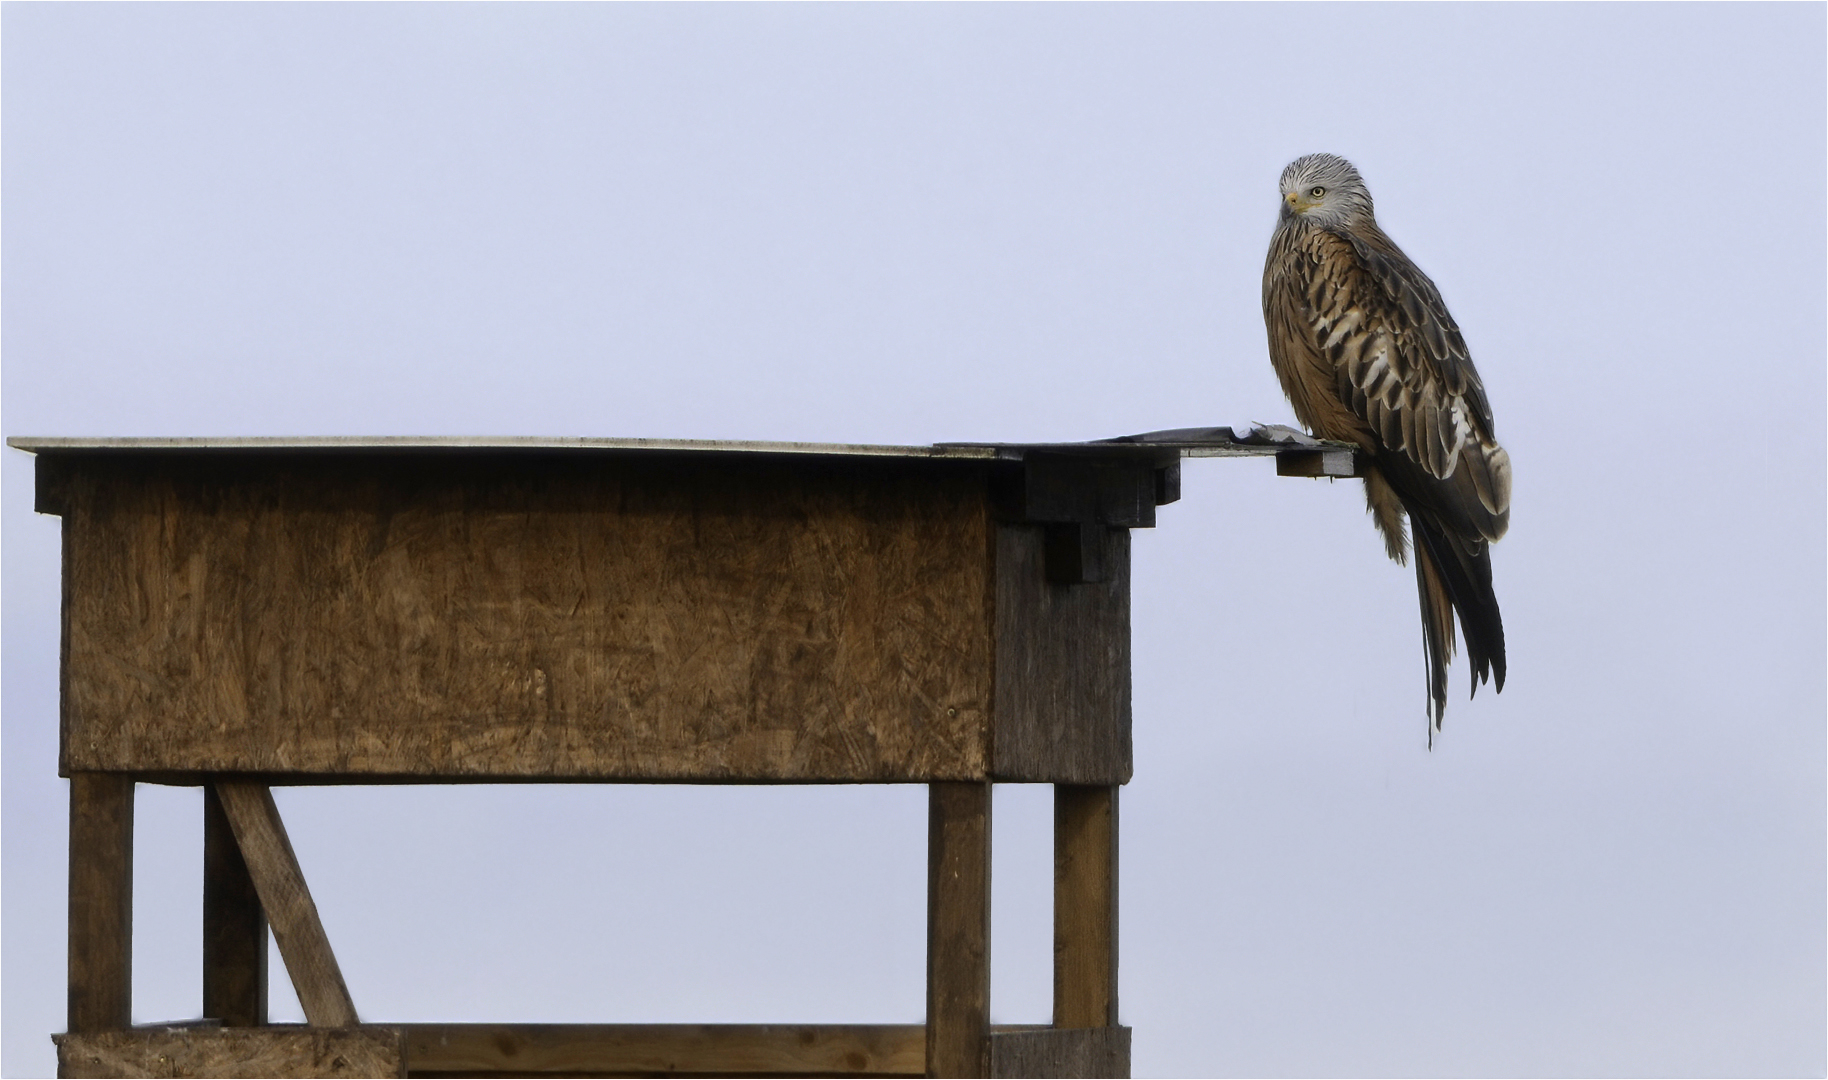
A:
[211, 780, 358, 1028]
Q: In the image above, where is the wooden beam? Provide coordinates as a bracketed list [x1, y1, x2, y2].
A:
[402, 1023, 926, 1076]
[1016, 453, 1158, 528]
[204, 782, 269, 1027]
[989, 1026, 1130, 1079]
[213, 781, 357, 1028]
[927, 782, 992, 1078]
[1054, 785, 1118, 1029]
[52, 1022, 1126, 1078]
[67, 773, 134, 1034]
[55, 1025, 404, 1079]
[1275, 447, 1361, 478]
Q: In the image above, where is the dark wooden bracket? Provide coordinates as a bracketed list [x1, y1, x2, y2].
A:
[1014, 453, 1161, 529]
[1152, 460, 1181, 506]
[1274, 446, 1364, 478]
[997, 452, 1179, 586]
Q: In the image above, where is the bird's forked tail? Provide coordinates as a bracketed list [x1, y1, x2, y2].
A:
[1409, 514, 1506, 745]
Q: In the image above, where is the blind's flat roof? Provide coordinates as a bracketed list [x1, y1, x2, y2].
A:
[6, 425, 1348, 461]
[7, 434, 987, 458]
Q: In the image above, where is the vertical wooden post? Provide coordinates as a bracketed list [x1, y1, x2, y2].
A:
[1053, 784, 1118, 1029]
[68, 772, 134, 1034]
[204, 782, 269, 1027]
[927, 781, 991, 1078]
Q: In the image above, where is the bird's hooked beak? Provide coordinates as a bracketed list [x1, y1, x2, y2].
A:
[1284, 190, 1312, 215]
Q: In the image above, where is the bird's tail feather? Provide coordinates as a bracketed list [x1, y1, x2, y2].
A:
[1414, 545, 1455, 743]
[1408, 512, 1507, 735]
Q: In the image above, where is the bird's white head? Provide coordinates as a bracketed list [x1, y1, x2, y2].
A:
[1278, 153, 1374, 230]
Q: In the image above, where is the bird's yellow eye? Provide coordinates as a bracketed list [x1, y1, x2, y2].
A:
[1309, 186, 1326, 198]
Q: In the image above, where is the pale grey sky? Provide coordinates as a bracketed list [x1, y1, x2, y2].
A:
[4, 5, 1823, 1077]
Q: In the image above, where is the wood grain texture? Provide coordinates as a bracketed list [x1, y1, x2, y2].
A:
[213, 782, 357, 1027]
[927, 782, 992, 1079]
[402, 1023, 925, 1076]
[67, 773, 133, 1034]
[59, 452, 996, 783]
[203, 782, 268, 1027]
[987, 1027, 1130, 1079]
[991, 525, 1132, 785]
[54, 1025, 404, 1079]
[1053, 786, 1118, 1029]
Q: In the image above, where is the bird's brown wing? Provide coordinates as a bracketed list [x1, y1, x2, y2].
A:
[1322, 227, 1512, 542]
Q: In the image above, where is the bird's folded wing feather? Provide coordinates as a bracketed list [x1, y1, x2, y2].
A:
[1303, 229, 1512, 541]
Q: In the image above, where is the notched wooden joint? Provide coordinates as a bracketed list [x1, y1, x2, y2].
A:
[1043, 523, 1109, 585]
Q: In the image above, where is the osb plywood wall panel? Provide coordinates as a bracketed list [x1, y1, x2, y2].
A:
[61, 454, 997, 781]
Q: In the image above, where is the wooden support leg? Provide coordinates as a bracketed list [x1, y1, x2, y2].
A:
[204, 782, 269, 1027]
[68, 773, 134, 1034]
[927, 781, 991, 1079]
[1053, 785, 1117, 1029]
[213, 781, 358, 1028]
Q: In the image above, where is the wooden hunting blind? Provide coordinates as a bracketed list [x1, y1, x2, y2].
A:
[14, 429, 1356, 1079]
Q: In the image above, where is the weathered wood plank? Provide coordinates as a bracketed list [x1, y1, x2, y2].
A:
[50, 1022, 1127, 1079]
[988, 1027, 1130, 1079]
[204, 782, 268, 1027]
[213, 782, 357, 1028]
[55, 1025, 404, 1079]
[67, 773, 133, 1034]
[927, 782, 992, 1078]
[60, 453, 996, 783]
[1053, 786, 1118, 1030]
[991, 525, 1132, 785]
[401, 1023, 925, 1076]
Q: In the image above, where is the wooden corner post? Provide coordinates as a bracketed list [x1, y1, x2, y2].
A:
[203, 781, 269, 1027]
[1054, 784, 1118, 1029]
[67, 773, 134, 1034]
[927, 781, 992, 1078]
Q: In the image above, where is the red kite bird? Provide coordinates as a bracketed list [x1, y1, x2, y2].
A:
[1263, 153, 1511, 739]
